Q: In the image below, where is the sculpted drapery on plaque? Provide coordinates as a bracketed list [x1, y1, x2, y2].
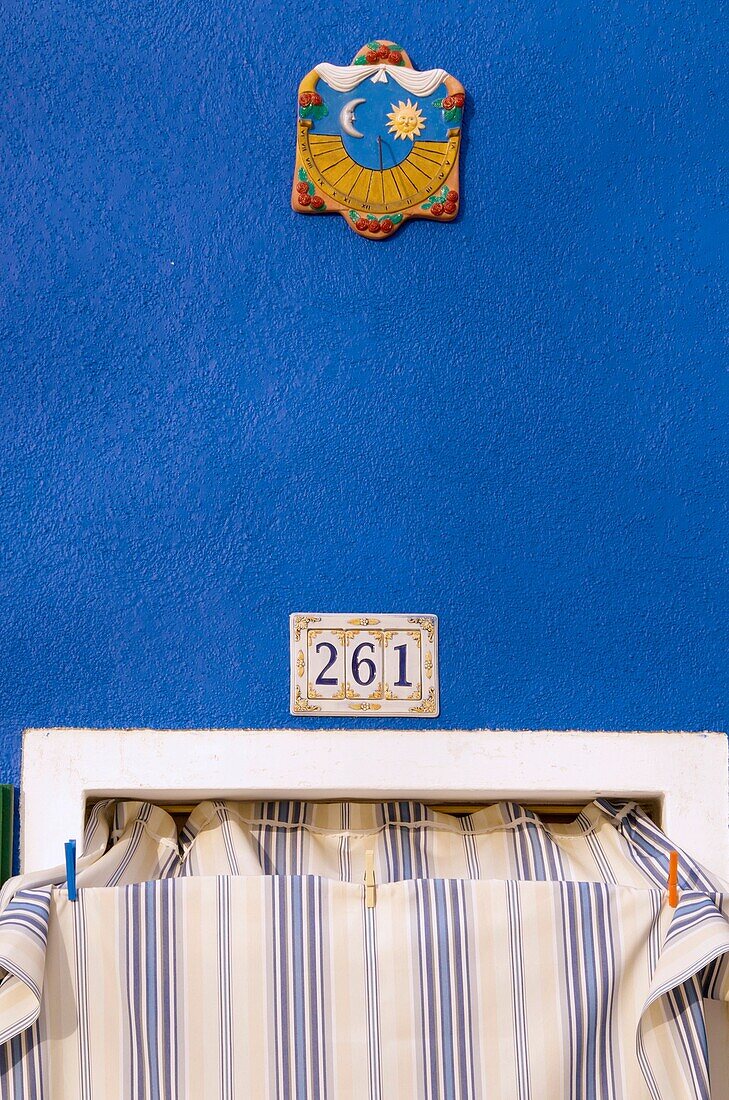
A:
[292, 41, 465, 239]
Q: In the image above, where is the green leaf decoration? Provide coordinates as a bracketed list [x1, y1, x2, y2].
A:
[298, 168, 308, 182]
[349, 210, 359, 222]
[300, 103, 328, 121]
[432, 99, 443, 108]
[367, 214, 378, 221]
[308, 181, 315, 195]
[367, 40, 380, 49]
[444, 107, 462, 123]
[422, 194, 441, 210]
[354, 55, 366, 65]
[391, 213, 403, 224]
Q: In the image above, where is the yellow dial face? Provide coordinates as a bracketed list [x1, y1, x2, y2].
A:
[298, 123, 460, 215]
[292, 40, 465, 238]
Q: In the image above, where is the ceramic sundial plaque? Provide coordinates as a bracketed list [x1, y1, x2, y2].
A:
[292, 40, 465, 238]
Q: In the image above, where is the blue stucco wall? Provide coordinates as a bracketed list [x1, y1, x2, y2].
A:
[2, 0, 727, 788]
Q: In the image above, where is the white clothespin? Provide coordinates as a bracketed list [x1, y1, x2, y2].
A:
[365, 849, 376, 908]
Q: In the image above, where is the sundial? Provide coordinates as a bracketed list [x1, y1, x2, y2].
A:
[292, 40, 465, 239]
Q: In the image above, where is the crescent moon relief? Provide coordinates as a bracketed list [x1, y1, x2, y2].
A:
[339, 98, 366, 139]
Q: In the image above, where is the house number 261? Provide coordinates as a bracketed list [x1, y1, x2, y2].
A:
[316, 640, 412, 688]
[290, 614, 439, 717]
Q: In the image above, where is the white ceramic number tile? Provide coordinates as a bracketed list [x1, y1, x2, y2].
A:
[307, 629, 346, 700]
[384, 629, 423, 701]
[343, 629, 384, 702]
[290, 613, 439, 717]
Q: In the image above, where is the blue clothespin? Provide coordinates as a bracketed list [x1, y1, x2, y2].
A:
[65, 839, 77, 902]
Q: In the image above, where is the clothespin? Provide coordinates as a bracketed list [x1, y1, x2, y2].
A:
[364, 849, 376, 909]
[65, 839, 77, 902]
[667, 850, 679, 909]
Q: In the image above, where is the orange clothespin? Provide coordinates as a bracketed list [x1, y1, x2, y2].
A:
[668, 850, 679, 908]
[364, 849, 376, 909]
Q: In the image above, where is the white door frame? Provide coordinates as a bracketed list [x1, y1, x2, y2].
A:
[18, 726, 729, 1095]
[20, 727, 729, 875]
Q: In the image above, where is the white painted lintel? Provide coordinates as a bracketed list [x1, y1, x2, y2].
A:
[20, 727, 729, 877]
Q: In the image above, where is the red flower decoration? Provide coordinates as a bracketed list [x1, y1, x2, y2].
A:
[377, 45, 389, 59]
[366, 50, 378, 64]
[431, 202, 444, 216]
[442, 96, 455, 110]
[453, 93, 465, 107]
[368, 220, 381, 233]
[296, 181, 309, 194]
[310, 195, 324, 209]
[443, 201, 456, 215]
[388, 51, 402, 64]
[299, 92, 312, 107]
[356, 218, 369, 231]
[298, 193, 312, 206]
[447, 190, 459, 203]
[310, 93, 323, 106]
[380, 219, 394, 233]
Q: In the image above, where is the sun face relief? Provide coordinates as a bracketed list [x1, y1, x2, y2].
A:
[292, 40, 465, 238]
[386, 99, 427, 142]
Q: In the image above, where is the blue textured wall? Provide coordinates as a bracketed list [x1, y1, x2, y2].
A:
[2, 0, 727, 787]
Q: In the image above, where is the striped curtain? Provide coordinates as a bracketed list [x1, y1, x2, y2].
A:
[0, 799, 726, 1099]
